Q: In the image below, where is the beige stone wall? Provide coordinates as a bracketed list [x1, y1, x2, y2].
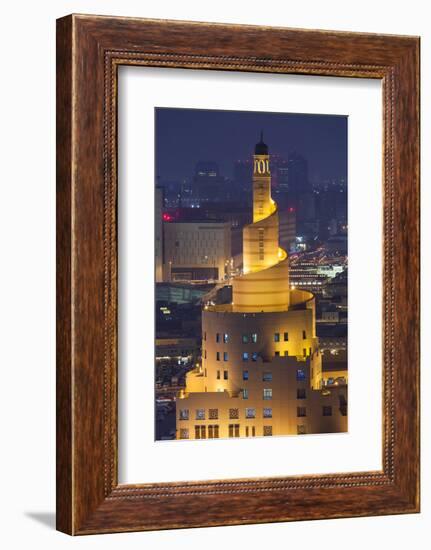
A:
[177, 357, 347, 439]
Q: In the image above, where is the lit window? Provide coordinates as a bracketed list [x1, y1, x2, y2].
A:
[284, 332, 289, 341]
[297, 388, 306, 399]
[323, 406, 332, 416]
[297, 406, 306, 417]
[223, 333, 229, 343]
[252, 352, 258, 361]
[296, 369, 306, 381]
[179, 409, 189, 420]
[229, 408, 239, 419]
[263, 372, 272, 382]
[179, 429, 189, 439]
[263, 425, 273, 436]
[216, 352, 220, 361]
[243, 389, 249, 399]
[263, 407, 272, 418]
[251, 333, 257, 343]
[243, 370, 249, 380]
[245, 408, 256, 419]
[209, 408, 218, 419]
[242, 334, 249, 344]
[274, 333, 280, 342]
[196, 409, 205, 420]
[263, 388, 272, 400]
[216, 333, 220, 343]
[223, 370, 228, 380]
[242, 352, 249, 361]
[223, 352, 228, 361]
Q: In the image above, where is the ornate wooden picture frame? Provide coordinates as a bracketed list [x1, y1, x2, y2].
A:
[56, 14, 420, 535]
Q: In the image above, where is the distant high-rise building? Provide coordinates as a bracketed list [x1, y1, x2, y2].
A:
[279, 207, 297, 253]
[155, 186, 164, 283]
[287, 152, 310, 193]
[192, 161, 228, 204]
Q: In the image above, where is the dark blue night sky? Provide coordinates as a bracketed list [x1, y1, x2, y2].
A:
[155, 107, 347, 182]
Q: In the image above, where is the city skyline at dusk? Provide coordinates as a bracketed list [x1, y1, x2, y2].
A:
[154, 107, 348, 441]
[155, 107, 348, 183]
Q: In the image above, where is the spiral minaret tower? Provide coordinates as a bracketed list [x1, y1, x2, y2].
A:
[233, 133, 290, 312]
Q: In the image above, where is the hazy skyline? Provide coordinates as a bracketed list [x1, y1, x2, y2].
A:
[155, 107, 348, 182]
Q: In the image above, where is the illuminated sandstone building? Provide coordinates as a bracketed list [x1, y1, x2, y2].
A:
[176, 135, 347, 439]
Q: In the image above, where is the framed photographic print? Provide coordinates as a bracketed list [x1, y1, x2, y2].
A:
[56, 14, 420, 534]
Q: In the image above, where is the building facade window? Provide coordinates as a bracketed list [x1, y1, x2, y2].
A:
[195, 425, 206, 439]
[243, 370, 249, 380]
[252, 426, 256, 437]
[216, 351, 220, 361]
[263, 425, 273, 436]
[297, 425, 306, 435]
[275, 351, 280, 357]
[208, 425, 219, 438]
[303, 348, 307, 357]
[274, 333, 280, 342]
[196, 408, 205, 420]
[228, 424, 240, 438]
[223, 370, 228, 380]
[263, 388, 273, 400]
[179, 429, 189, 439]
[209, 408, 219, 420]
[245, 408, 256, 419]
[297, 406, 307, 417]
[296, 369, 306, 381]
[223, 352, 228, 361]
[242, 388, 249, 399]
[216, 333, 220, 343]
[263, 407, 272, 418]
[242, 334, 249, 344]
[242, 352, 249, 361]
[251, 333, 257, 343]
[284, 350, 289, 356]
[284, 332, 289, 341]
[262, 372, 272, 381]
[302, 330, 307, 339]
[223, 333, 229, 343]
[297, 388, 306, 399]
[216, 370, 220, 379]
[229, 408, 239, 419]
[204, 349, 207, 359]
[203, 331, 206, 341]
[323, 405, 333, 416]
[179, 409, 189, 420]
